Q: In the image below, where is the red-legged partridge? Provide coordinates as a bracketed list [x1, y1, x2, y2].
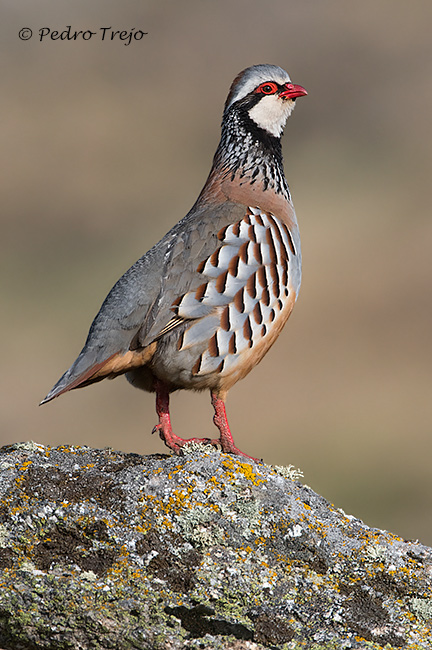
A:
[41, 64, 307, 461]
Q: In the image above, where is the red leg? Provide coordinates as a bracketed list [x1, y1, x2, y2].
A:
[153, 381, 219, 454]
[211, 392, 260, 462]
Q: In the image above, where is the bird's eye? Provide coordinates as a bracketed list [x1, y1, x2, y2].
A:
[255, 82, 278, 95]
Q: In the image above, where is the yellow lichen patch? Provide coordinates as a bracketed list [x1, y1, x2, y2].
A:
[220, 456, 267, 486]
[135, 522, 152, 534]
[207, 476, 222, 488]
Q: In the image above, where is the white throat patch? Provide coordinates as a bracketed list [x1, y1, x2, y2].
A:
[248, 95, 296, 138]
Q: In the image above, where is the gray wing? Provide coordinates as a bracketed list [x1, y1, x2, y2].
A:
[134, 201, 248, 347]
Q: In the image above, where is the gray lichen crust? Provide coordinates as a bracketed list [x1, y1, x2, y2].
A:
[0, 442, 431, 649]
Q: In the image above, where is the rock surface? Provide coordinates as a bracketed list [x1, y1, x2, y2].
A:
[0, 441, 431, 649]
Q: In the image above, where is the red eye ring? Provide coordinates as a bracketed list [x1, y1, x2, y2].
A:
[255, 82, 278, 95]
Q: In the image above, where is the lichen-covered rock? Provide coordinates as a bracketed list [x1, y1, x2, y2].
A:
[0, 441, 431, 649]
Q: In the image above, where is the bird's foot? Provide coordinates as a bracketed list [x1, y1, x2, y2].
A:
[153, 421, 259, 461]
[216, 437, 262, 463]
[152, 382, 260, 461]
[152, 423, 219, 455]
[219, 441, 261, 463]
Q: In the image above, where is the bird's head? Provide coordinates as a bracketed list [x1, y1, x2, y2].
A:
[224, 64, 307, 138]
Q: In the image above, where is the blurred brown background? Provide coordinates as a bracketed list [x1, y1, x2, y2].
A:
[2, 1, 431, 543]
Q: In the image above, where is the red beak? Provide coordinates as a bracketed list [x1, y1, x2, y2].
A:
[279, 83, 308, 100]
